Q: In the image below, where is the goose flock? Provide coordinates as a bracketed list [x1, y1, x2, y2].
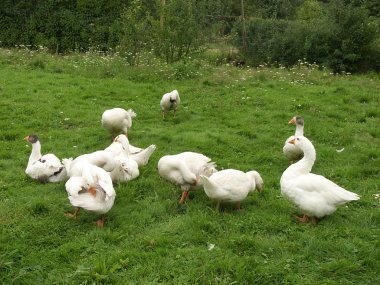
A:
[24, 89, 360, 227]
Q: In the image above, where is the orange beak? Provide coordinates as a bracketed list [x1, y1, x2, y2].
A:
[23, 136, 29, 141]
[289, 138, 295, 145]
[288, 117, 296, 124]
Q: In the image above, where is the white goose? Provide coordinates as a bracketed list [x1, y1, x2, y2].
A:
[283, 116, 304, 162]
[24, 134, 68, 182]
[101, 108, 137, 139]
[160, 90, 180, 119]
[158, 152, 217, 206]
[200, 169, 263, 211]
[280, 136, 360, 224]
[65, 150, 116, 177]
[105, 134, 156, 168]
[65, 162, 115, 227]
[104, 134, 140, 183]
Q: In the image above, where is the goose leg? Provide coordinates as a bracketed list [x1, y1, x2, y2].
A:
[215, 200, 221, 212]
[65, 207, 80, 220]
[235, 202, 241, 211]
[96, 215, 106, 227]
[162, 111, 166, 119]
[293, 214, 309, 223]
[311, 217, 318, 224]
[173, 110, 176, 117]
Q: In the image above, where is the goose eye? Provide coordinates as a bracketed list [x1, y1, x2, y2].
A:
[296, 138, 300, 140]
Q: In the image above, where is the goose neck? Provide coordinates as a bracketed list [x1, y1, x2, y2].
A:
[295, 124, 304, 136]
[29, 141, 42, 163]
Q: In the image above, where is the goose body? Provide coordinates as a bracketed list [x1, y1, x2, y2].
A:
[158, 152, 217, 205]
[101, 108, 136, 138]
[104, 134, 140, 183]
[200, 169, 263, 210]
[283, 116, 304, 162]
[24, 134, 67, 182]
[160, 90, 180, 118]
[130, 144, 156, 167]
[65, 150, 116, 176]
[280, 136, 360, 223]
[105, 135, 156, 168]
[65, 162, 115, 227]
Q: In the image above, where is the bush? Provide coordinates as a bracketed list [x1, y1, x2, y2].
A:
[234, 0, 379, 72]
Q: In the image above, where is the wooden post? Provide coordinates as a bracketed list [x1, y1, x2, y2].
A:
[160, 0, 166, 30]
[241, 0, 247, 50]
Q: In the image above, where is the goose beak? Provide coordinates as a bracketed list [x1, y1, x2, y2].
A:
[289, 138, 295, 145]
[23, 136, 29, 141]
[288, 117, 296, 124]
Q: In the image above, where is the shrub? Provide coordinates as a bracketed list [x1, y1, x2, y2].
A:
[234, 1, 378, 72]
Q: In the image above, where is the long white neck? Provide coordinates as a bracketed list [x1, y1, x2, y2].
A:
[281, 141, 315, 182]
[296, 143, 315, 173]
[28, 141, 42, 164]
[83, 164, 96, 186]
[118, 137, 130, 157]
[295, 124, 304, 136]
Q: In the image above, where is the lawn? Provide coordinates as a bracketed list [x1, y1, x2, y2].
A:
[0, 49, 379, 284]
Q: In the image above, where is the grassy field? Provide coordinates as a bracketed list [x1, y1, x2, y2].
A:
[0, 48, 379, 284]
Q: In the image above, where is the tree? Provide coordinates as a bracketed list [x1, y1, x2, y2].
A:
[296, 0, 323, 21]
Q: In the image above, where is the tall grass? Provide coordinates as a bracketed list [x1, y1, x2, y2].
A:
[0, 49, 379, 284]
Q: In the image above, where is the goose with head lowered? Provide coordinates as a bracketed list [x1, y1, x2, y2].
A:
[280, 136, 360, 224]
[101, 107, 136, 139]
[64, 149, 116, 177]
[105, 134, 156, 168]
[104, 134, 140, 183]
[158, 152, 217, 206]
[160, 90, 180, 119]
[283, 116, 304, 163]
[65, 161, 115, 227]
[200, 169, 263, 211]
[24, 134, 68, 182]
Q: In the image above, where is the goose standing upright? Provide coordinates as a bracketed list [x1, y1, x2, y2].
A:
[280, 136, 360, 224]
[24, 134, 67, 182]
[200, 169, 263, 211]
[158, 152, 217, 206]
[101, 108, 136, 139]
[65, 162, 115, 227]
[283, 116, 304, 163]
[160, 90, 180, 119]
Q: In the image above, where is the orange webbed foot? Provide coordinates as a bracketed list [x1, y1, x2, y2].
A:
[293, 214, 309, 223]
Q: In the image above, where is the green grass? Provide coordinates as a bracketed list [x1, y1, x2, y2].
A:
[0, 48, 379, 284]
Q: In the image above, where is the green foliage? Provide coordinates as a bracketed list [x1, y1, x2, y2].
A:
[325, 0, 378, 72]
[155, 0, 206, 63]
[0, 0, 127, 53]
[235, 0, 379, 72]
[117, 0, 156, 65]
[296, 0, 323, 20]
